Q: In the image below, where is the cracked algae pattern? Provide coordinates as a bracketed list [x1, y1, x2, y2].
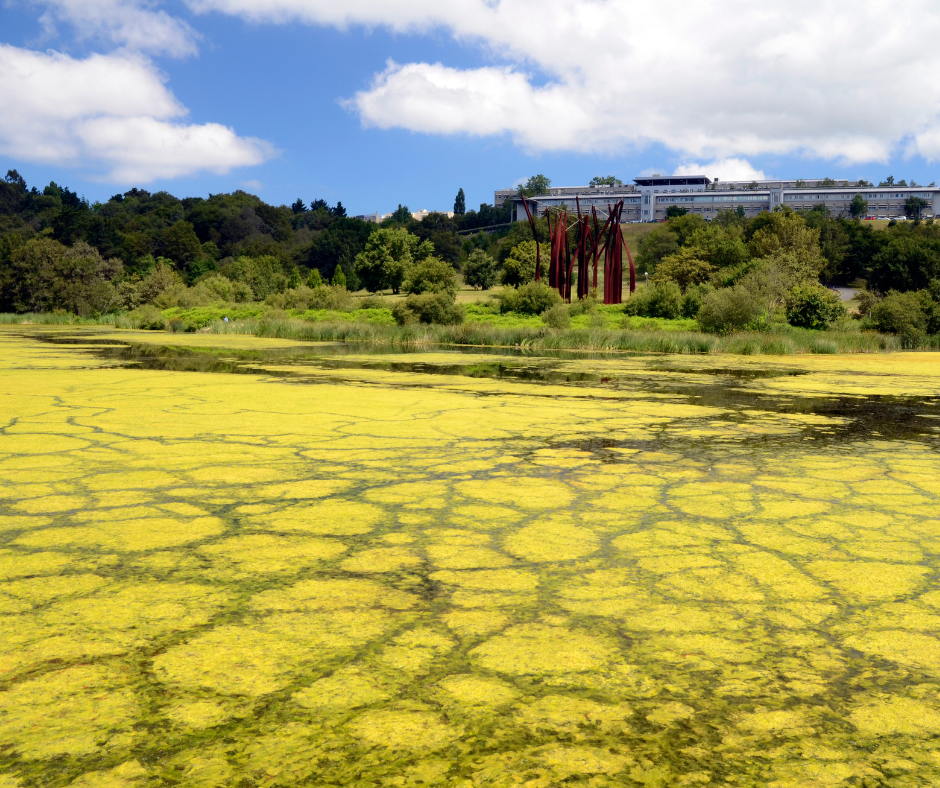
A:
[2, 328, 940, 787]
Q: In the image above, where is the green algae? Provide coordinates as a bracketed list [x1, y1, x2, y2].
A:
[3, 327, 940, 786]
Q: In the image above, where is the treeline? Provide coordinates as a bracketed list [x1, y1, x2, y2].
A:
[0, 170, 510, 313]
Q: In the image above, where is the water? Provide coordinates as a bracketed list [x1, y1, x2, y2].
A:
[1, 326, 940, 787]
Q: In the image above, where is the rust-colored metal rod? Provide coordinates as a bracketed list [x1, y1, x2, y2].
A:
[521, 195, 541, 282]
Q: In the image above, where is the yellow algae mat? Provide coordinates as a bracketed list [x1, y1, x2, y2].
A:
[2, 326, 940, 787]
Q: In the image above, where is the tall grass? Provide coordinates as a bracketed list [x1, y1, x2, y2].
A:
[0, 312, 911, 355]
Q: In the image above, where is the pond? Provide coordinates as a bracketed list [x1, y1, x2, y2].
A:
[1, 326, 940, 787]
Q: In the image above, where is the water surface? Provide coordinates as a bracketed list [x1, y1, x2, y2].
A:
[1, 327, 940, 787]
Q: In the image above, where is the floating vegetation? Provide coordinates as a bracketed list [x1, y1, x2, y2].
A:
[2, 325, 940, 786]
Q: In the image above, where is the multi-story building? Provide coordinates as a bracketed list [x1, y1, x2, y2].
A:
[503, 176, 939, 223]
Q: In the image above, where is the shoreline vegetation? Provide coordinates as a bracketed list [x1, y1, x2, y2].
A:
[0, 307, 920, 354]
[5, 170, 940, 355]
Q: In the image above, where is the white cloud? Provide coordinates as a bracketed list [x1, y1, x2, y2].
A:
[674, 159, 767, 183]
[33, 0, 200, 57]
[187, 0, 940, 164]
[0, 45, 274, 182]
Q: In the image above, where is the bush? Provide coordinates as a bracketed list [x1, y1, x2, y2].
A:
[871, 290, 930, 346]
[403, 256, 458, 296]
[623, 281, 683, 319]
[680, 283, 714, 318]
[126, 304, 166, 330]
[853, 289, 881, 319]
[497, 281, 563, 315]
[541, 303, 571, 329]
[501, 241, 544, 286]
[306, 269, 323, 288]
[463, 250, 498, 290]
[652, 248, 713, 289]
[785, 284, 846, 329]
[697, 286, 760, 333]
[392, 292, 465, 325]
[331, 265, 347, 289]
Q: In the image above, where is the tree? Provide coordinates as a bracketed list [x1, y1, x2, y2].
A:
[332, 264, 347, 288]
[403, 256, 458, 296]
[652, 248, 713, 289]
[879, 176, 896, 187]
[306, 268, 323, 288]
[501, 241, 543, 286]
[463, 250, 497, 290]
[353, 227, 431, 293]
[869, 235, 940, 292]
[590, 176, 623, 187]
[849, 194, 868, 219]
[291, 199, 307, 214]
[518, 175, 551, 197]
[310, 199, 329, 212]
[819, 177, 836, 187]
[387, 204, 412, 225]
[665, 205, 688, 218]
[856, 179, 873, 188]
[785, 283, 846, 329]
[635, 226, 679, 274]
[331, 201, 347, 218]
[454, 188, 466, 216]
[0, 239, 122, 314]
[905, 196, 929, 220]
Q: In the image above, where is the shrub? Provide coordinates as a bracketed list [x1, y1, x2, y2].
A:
[652, 248, 713, 289]
[463, 250, 498, 290]
[680, 283, 714, 318]
[541, 304, 571, 329]
[623, 281, 683, 319]
[126, 304, 166, 330]
[871, 290, 930, 346]
[785, 284, 846, 329]
[402, 256, 458, 296]
[697, 286, 760, 333]
[497, 281, 563, 314]
[331, 265, 347, 289]
[306, 268, 323, 288]
[392, 292, 465, 325]
[853, 289, 881, 318]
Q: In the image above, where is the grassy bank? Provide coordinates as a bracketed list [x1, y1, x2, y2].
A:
[2, 309, 928, 354]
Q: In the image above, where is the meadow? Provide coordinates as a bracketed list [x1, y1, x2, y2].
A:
[2, 327, 940, 787]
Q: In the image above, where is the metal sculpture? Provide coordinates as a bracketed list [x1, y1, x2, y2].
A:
[528, 195, 637, 304]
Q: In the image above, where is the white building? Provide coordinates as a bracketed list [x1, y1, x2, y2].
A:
[504, 176, 939, 223]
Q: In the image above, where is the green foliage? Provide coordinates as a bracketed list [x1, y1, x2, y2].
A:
[267, 284, 355, 311]
[665, 206, 688, 218]
[905, 196, 930, 220]
[501, 241, 546, 287]
[222, 255, 288, 300]
[463, 250, 498, 290]
[871, 290, 931, 346]
[850, 194, 868, 219]
[403, 256, 458, 296]
[0, 238, 123, 314]
[785, 284, 846, 329]
[354, 227, 431, 293]
[541, 303, 571, 329]
[590, 176, 623, 187]
[518, 175, 551, 197]
[635, 226, 679, 275]
[306, 268, 322, 288]
[288, 268, 302, 289]
[498, 219, 549, 263]
[454, 188, 466, 216]
[332, 265, 347, 289]
[869, 232, 940, 292]
[680, 283, 715, 318]
[623, 281, 683, 319]
[497, 281, 563, 315]
[666, 213, 707, 246]
[392, 292, 465, 325]
[652, 248, 714, 289]
[697, 286, 760, 333]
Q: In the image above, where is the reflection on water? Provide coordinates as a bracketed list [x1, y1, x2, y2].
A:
[2, 326, 940, 787]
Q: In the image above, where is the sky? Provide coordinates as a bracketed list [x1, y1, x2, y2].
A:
[3, 1, 940, 216]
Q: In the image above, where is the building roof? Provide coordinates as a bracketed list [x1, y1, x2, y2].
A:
[633, 176, 711, 186]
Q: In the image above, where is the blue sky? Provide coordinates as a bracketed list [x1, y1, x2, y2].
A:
[3, 1, 940, 215]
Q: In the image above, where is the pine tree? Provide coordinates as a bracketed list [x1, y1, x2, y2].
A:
[307, 269, 323, 288]
[332, 265, 347, 289]
[454, 188, 466, 215]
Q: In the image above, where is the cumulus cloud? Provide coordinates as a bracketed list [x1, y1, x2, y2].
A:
[674, 159, 767, 183]
[33, 0, 200, 57]
[0, 45, 274, 182]
[188, 0, 940, 164]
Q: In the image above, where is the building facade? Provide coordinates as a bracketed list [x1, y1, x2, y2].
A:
[504, 176, 940, 223]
